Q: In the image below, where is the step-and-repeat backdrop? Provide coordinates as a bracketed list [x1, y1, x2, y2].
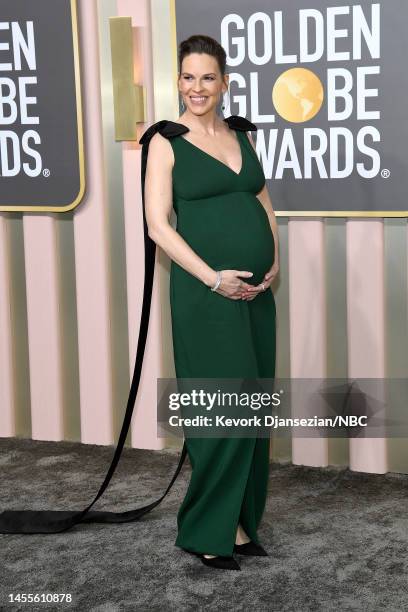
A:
[0, 0, 84, 212]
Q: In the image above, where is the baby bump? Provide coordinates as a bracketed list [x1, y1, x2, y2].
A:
[176, 192, 275, 287]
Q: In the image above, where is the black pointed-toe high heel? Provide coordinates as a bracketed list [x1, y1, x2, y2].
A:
[181, 548, 241, 570]
[198, 554, 241, 570]
[233, 541, 268, 556]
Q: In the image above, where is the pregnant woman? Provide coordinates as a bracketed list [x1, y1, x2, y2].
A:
[0, 34, 278, 571]
[142, 35, 279, 570]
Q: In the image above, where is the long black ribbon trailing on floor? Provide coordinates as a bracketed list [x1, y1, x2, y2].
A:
[0, 120, 190, 534]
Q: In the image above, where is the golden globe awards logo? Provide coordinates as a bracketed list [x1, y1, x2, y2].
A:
[0, 21, 41, 178]
[0, 0, 84, 213]
[222, 3, 382, 181]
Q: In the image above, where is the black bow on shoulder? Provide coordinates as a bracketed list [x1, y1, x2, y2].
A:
[223, 114, 257, 132]
[139, 119, 189, 144]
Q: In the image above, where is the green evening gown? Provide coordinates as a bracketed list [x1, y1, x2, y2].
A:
[167, 114, 276, 557]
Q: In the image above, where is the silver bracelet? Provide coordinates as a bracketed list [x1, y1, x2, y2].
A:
[210, 271, 222, 292]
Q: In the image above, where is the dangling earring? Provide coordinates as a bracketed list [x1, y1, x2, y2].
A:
[221, 88, 230, 112]
[180, 95, 185, 112]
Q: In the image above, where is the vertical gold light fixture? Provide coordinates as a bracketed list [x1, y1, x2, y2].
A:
[109, 16, 145, 140]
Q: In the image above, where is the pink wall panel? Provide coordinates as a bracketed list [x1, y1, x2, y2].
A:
[23, 217, 63, 440]
[289, 220, 328, 467]
[74, 0, 114, 445]
[347, 220, 387, 474]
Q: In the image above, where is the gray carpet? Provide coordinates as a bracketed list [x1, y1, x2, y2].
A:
[0, 438, 407, 612]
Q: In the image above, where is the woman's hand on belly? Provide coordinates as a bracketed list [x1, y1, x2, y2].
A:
[241, 261, 279, 301]
[215, 269, 256, 300]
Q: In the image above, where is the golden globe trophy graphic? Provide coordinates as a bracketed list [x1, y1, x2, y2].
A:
[272, 67, 324, 123]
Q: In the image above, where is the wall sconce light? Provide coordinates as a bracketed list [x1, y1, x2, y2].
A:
[109, 16, 145, 141]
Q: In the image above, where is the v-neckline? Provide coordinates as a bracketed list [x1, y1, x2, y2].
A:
[177, 118, 244, 177]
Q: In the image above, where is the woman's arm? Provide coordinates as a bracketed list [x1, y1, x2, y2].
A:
[144, 132, 216, 287]
[144, 132, 255, 298]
